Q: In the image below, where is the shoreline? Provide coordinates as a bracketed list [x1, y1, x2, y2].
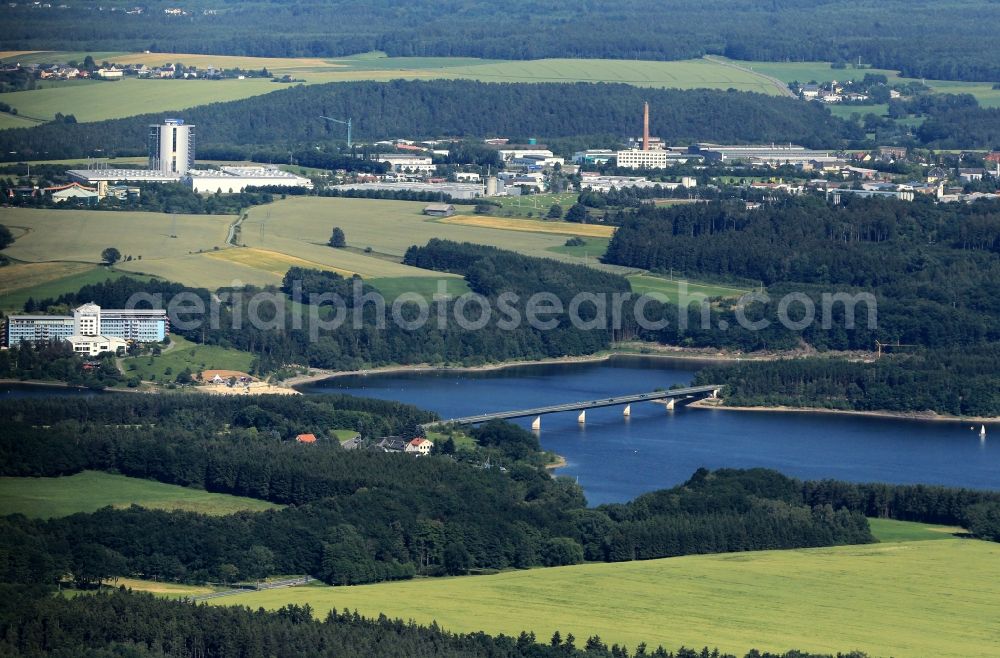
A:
[690, 399, 1000, 424]
[279, 345, 819, 389]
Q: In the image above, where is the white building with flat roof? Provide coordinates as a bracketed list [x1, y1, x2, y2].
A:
[185, 166, 313, 193]
[615, 149, 671, 169]
[374, 154, 436, 173]
[67, 334, 128, 357]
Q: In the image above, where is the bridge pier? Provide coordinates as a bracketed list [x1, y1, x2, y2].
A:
[531, 416, 541, 431]
[623, 404, 631, 417]
[577, 410, 586, 424]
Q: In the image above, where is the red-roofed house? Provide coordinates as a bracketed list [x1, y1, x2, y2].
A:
[404, 437, 434, 456]
[295, 433, 317, 444]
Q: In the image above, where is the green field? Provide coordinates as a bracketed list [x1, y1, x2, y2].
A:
[0, 207, 238, 288]
[0, 52, 789, 126]
[868, 517, 966, 542]
[216, 536, 1000, 658]
[627, 274, 748, 305]
[0, 471, 280, 518]
[486, 193, 580, 218]
[242, 197, 624, 272]
[368, 276, 472, 302]
[0, 263, 153, 312]
[122, 335, 255, 383]
[546, 237, 610, 259]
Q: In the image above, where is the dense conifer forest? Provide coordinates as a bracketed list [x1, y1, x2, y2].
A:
[0, 81, 862, 162]
[3, 0, 999, 81]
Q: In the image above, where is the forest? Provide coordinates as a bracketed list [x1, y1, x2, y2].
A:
[2, 0, 999, 81]
[0, 394, 876, 588]
[0, 588, 873, 658]
[0, 80, 863, 162]
[30, 243, 631, 373]
[602, 195, 1000, 414]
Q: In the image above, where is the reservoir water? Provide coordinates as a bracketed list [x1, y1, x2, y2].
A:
[302, 356, 1000, 505]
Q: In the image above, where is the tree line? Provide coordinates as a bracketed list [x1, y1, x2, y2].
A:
[0, 587, 874, 658]
[3, 0, 998, 81]
[0, 80, 864, 162]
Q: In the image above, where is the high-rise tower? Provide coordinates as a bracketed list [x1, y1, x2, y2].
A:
[148, 118, 195, 174]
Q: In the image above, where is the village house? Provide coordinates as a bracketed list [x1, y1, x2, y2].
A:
[404, 438, 434, 456]
[295, 433, 317, 444]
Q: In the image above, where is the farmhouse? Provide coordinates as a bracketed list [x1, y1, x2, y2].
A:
[423, 203, 456, 217]
[405, 438, 434, 456]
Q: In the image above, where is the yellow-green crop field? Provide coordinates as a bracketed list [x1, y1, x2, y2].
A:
[0, 471, 281, 518]
[216, 537, 1000, 658]
[438, 214, 615, 239]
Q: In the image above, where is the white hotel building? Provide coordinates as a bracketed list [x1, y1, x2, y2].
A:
[5, 303, 169, 355]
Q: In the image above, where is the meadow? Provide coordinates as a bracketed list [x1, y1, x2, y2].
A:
[485, 192, 580, 218]
[240, 197, 615, 267]
[122, 335, 254, 383]
[0, 260, 159, 311]
[627, 274, 748, 305]
[0, 470, 280, 518]
[215, 536, 1000, 658]
[0, 207, 231, 266]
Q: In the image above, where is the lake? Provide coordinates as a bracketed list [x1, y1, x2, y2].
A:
[301, 356, 1000, 505]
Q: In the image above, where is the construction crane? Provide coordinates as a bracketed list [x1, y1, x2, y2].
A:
[319, 116, 352, 148]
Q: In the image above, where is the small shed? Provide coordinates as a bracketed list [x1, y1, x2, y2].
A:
[423, 203, 456, 217]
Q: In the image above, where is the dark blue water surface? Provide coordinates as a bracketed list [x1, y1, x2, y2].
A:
[0, 383, 103, 399]
[301, 356, 1000, 505]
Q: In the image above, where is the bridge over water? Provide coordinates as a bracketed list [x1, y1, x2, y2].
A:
[424, 384, 720, 430]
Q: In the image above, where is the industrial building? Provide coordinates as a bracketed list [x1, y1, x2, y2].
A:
[374, 154, 436, 173]
[5, 303, 169, 348]
[614, 149, 671, 169]
[149, 118, 195, 175]
[329, 180, 493, 200]
[184, 166, 314, 193]
[688, 143, 841, 166]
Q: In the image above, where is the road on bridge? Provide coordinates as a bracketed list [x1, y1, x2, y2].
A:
[425, 384, 719, 427]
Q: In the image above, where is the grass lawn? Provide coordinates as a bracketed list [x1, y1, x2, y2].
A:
[0, 470, 280, 518]
[868, 517, 966, 542]
[113, 577, 217, 599]
[215, 536, 1000, 658]
[486, 193, 581, 219]
[332, 429, 361, 442]
[627, 274, 748, 305]
[122, 335, 254, 383]
[368, 276, 472, 302]
[546, 237, 610, 260]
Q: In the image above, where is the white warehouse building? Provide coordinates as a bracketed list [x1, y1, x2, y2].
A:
[184, 166, 314, 193]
